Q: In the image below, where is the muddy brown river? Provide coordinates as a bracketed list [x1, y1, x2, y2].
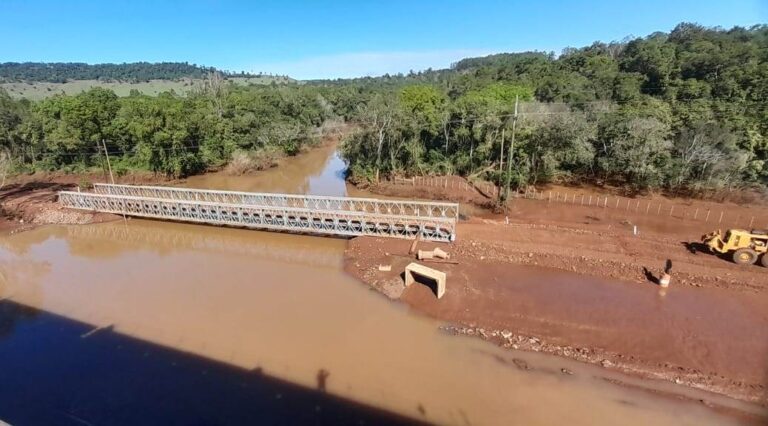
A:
[0, 144, 755, 425]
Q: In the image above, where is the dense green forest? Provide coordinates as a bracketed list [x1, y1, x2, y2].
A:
[0, 23, 766, 195]
[335, 23, 768, 194]
[0, 62, 264, 83]
[0, 77, 331, 178]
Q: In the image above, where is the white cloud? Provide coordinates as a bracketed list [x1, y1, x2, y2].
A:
[248, 49, 499, 80]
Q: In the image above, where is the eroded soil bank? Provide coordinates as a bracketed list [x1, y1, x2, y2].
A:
[0, 171, 177, 234]
[344, 203, 768, 410]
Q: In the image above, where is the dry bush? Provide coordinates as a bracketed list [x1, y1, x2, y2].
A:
[223, 148, 281, 175]
[708, 187, 768, 206]
[314, 118, 347, 138]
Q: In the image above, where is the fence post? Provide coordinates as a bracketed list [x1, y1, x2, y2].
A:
[604, 197, 608, 208]
[588, 195, 592, 206]
[749, 216, 755, 228]
[657, 204, 662, 215]
[718, 211, 724, 224]
[635, 200, 640, 212]
[548, 191, 552, 202]
[693, 208, 698, 220]
[616, 198, 620, 208]
[669, 206, 674, 216]
[705, 209, 711, 222]
[646, 202, 651, 214]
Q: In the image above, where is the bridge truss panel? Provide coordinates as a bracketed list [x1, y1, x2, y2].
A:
[92, 183, 460, 220]
[59, 191, 457, 242]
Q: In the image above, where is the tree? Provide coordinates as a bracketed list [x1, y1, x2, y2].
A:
[203, 71, 227, 118]
[598, 117, 672, 188]
[522, 112, 596, 184]
[0, 149, 9, 189]
[670, 123, 748, 190]
[358, 94, 396, 182]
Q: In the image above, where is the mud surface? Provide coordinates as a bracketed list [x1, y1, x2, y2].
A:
[345, 205, 768, 408]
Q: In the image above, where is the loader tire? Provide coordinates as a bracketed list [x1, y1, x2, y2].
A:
[733, 248, 758, 265]
[761, 253, 768, 268]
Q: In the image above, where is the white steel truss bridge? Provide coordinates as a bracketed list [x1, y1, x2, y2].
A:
[58, 184, 459, 242]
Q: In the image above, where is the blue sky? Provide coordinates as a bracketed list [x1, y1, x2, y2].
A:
[2, 0, 765, 79]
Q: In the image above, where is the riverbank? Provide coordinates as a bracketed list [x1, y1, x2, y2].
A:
[0, 129, 349, 235]
[0, 171, 174, 235]
[4, 142, 767, 422]
[343, 198, 768, 412]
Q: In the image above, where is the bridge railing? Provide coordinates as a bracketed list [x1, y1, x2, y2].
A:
[59, 191, 456, 242]
[92, 183, 459, 219]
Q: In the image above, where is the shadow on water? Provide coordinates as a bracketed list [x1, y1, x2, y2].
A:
[0, 300, 424, 426]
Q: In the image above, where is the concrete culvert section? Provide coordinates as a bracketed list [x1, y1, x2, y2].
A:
[405, 262, 446, 299]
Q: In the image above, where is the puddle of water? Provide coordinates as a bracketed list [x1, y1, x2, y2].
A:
[0, 144, 755, 425]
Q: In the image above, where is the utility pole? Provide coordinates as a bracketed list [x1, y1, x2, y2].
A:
[101, 139, 115, 184]
[498, 127, 505, 202]
[101, 138, 128, 227]
[505, 95, 519, 204]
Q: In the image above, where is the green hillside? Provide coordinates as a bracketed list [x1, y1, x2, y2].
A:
[0, 62, 293, 100]
[1, 76, 293, 100]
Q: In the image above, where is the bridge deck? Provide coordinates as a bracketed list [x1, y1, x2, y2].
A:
[58, 185, 458, 242]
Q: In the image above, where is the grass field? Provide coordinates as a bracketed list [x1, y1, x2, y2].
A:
[1, 76, 293, 100]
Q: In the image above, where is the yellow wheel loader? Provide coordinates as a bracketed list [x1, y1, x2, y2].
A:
[702, 229, 768, 267]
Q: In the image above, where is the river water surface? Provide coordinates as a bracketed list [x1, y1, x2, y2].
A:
[0, 144, 748, 425]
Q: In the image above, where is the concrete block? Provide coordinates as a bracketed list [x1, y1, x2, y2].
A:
[417, 250, 434, 260]
[432, 247, 449, 259]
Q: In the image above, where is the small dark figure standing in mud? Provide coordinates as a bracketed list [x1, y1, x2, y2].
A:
[316, 368, 330, 392]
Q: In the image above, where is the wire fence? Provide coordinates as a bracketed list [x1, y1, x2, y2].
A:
[389, 175, 768, 229]
[391, 176, 501, 198]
